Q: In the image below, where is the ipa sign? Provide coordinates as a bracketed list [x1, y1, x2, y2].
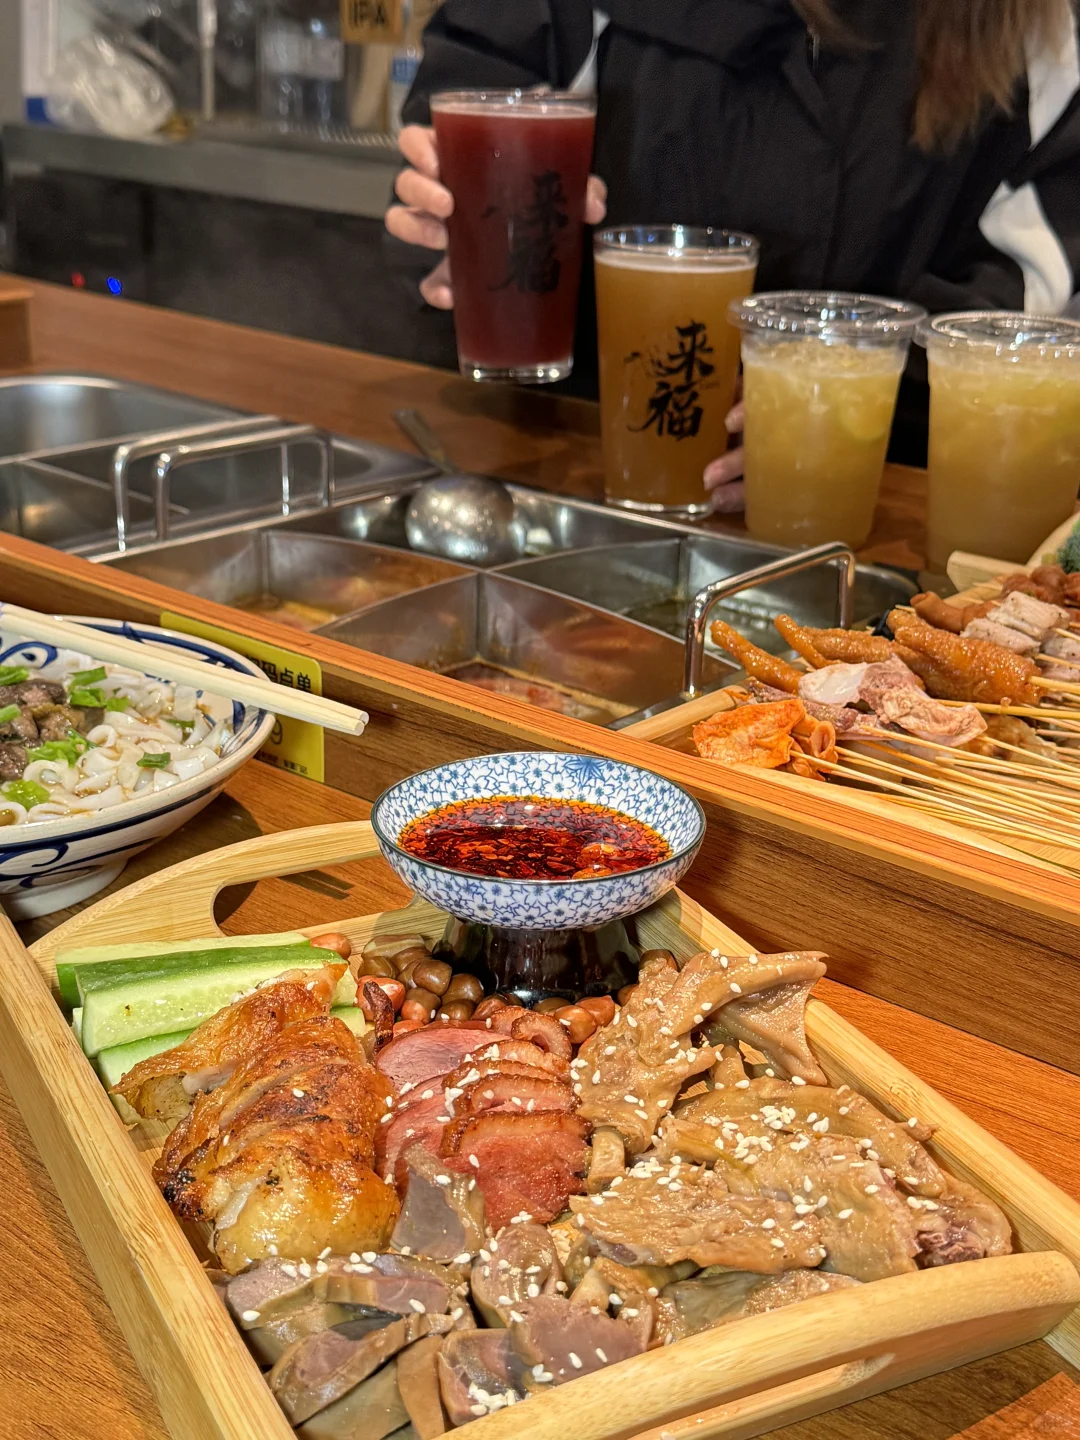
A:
[340, 0, 403, 44]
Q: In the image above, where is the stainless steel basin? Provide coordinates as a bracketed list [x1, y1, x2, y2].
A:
[0, 459, 161, 551]
[319, 573, 732, 725]
[0, 375, 236, 460]
[501, 537, 915, 655]
[282, 483, 662, 564]
[108, 530, 471, 630]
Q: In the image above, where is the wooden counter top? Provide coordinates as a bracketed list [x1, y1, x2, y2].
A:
[0, 760, 1077, 1439]
[2, 276, 928, 572]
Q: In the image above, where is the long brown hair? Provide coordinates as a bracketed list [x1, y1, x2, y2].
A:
[793, 0, 1072, 150]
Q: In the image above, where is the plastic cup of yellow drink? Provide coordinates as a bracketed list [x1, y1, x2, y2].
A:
[595, 226, 759, 519]
[917, 312, 1080, 572]
[731, 292, 926, 549]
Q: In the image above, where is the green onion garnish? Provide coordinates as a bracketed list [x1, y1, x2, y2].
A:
[137, 752, 172, 769]
[104, 695, 129, 713]
[71, 666, 107, 686]
[170, 717, 195, 732]
[68, 686, 106, 708]
[2, 779, 49, 808]
[0, 666, 29, 685]
[28, 734, 89, 766]
[0, 704, 21, 725]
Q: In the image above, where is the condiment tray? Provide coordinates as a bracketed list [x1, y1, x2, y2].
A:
[3, 822, 1079, 1440]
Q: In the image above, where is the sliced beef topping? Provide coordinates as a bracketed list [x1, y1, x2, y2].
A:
[376, 1027, 488, 1091]
[378, 1092, 451, 1186]
[0, 707, 36, 743]
[470, 1223, 563, 1327]
[441, 1111, 590, 1230]
[36, 703, 97, 740]
[570, 1164, 824, 1272]
[508, 1294, 644, 1384]
[659, 1267, 860, 1342]
[437, 1329, 528, 1425]
[0, 742, 28, 781]
[270, 1312, 451, 1424]
[8, 679, 64, 713]
[390, 1144, 486, 1263]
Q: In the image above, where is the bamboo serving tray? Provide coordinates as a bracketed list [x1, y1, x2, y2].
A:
[3, 823, 1080, 1440]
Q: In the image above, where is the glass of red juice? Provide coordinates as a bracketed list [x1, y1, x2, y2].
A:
[431, 90, 597, 384]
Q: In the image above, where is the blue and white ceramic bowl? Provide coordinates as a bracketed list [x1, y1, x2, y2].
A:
[0, 619, 275, 919]
[371, 752, 706, 930]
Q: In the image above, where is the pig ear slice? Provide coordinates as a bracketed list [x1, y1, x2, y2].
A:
[719, 979, 828, 1086]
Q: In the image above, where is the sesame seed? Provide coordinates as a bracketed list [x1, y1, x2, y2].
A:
[770, 1237, 785, 1249]
[735, 1079, 750, 1089]
[409, 1298, 427, 1314]
[293, 1089, 306, 1099]
[268, 1244, 279, 1256]
[864, 1184, 879, 1194]
[701, 1002, 712, 1013]
[421, 1089, 434, 1100]
[319, 1247, 331, 1259]
[469, 1154, 480, 1168]
[281, 1264, 298, 1278]
[527, 1283, 540, 1298]
[596, 1348, 608, 1363]
[569, 1353, 583, 1369]
[838, 1106, 849, 1115]
[604, 1045, 616, 1056]
[298, 1262, 311, 1278]
[762, 1218, 776, 1229]
[838, 1208, 854, 1220]
[241, 1310, 260, 1322]
[592, 1071, 601, 1084]
[362, 1252, 377, 1262]
[729, 983, 742, 995]
[455, 1253, 472, 1264]
[720, 957, 729, 968]
[792, 1076, 807, 1086]
[316, 1260, 328, 1274]
[626, 1015, 638, 1028]
[435, 1174, 451, 1186]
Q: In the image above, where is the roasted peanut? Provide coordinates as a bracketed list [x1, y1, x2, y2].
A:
[553, 1005, 598, 1045]
[393, 1018, 426, 1037]
[363, 933, 429, 962]
[578, 995, 617, 1027]
[401, 987, 440, 1023]
[438, 1000, 475, 1024]
[412, 958, 452, 997]
[473, 996, 509, 1021]
[443, 973, 484, 1005]
[310, 931, 351, 960]
[639, 949, 675, 966]
[534, 996, 566, 1014]
[355, 952, 396, 979]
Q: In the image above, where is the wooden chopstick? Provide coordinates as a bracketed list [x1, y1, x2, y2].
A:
[0, 604, 368, 736]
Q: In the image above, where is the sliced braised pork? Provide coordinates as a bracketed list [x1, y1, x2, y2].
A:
[470, 1224, 564, 1327]
[508, 1294, 645, 1384]
[437, 1329, 529, 1424]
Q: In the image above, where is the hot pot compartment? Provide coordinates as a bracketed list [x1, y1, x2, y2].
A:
[318, 573, 733, 726]
[107, 531, 472, 631]
[0, 458, 160, 552]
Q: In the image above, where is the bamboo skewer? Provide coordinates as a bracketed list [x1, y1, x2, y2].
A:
[860, 730, 1080, 788]
[0, 604, 368, 736]
[835, 745, 1080, 837]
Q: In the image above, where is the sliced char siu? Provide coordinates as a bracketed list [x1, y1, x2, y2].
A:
[441, 1111, 590, 1230]
[454, 1072, 576, 1118]
[376, 1027, 488, 1091]
[378, 1091, 452, 1186]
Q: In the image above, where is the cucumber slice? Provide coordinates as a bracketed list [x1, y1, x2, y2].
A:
[95, 1007, 366, 1101]
[72, 1007, 83, 1048]
[80, 960, 357, 1057]
[74, 944, 332, 1006]
[55, 931, 311, 1009]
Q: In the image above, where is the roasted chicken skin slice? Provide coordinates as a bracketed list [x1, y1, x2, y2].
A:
[113, 964, 345, 1123]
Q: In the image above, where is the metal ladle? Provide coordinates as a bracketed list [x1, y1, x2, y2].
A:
[394, 409, 519, 566]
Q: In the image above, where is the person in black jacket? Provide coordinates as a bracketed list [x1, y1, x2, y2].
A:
[386, 0, 1080, 504]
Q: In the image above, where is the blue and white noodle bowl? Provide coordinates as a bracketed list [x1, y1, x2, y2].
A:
[0, 619, 274, 918]
[372, 752, 705, 930]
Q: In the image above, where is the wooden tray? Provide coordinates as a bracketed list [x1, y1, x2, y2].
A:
[3, 823, 1080, 1440]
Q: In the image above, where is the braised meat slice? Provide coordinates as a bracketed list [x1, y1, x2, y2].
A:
[714, 1134, 921, 1282]
[378, 1092, 452, 1188]
[441, 1111, 590, 1230]
[659, 1267, 861, 1342]
[570, 1164, 825, 1272]
[660, 1077, 946, 1198]
[575, 952, 715, 1155]
[6, 679, 64, 713]
[396, 1334, 449, 1438]
[916, 1177, 1013, 1267]
[270, 1312, 452, 1424]
[391, 1144, 486, 1263]
[294, 1360, 408, 1440]
[437, 1329, 528, 1425]
[470, 1223, 563, 1327]
[0, 706, 36, 744]
[508, 1294, 644, 1384]
[115, 965, 345, 1123]
[454, 1072, 576, 1118]
[710, 976, 826, 1085]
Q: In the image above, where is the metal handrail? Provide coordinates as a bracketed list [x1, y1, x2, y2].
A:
[110, 415, 277, 551]
[149, 424, 334, 542]
[683, 541, 858, 698]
